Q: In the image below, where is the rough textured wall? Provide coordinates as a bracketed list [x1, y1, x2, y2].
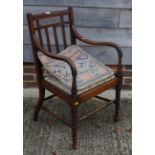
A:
[23, 0, 132, 65]
[23, 0, 132, 88]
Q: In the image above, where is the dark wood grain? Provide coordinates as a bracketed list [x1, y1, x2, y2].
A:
[53, 26, 60, 53]
[26, 7, 123, 149]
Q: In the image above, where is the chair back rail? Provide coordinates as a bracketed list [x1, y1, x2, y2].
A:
[27, 8, 74, 54]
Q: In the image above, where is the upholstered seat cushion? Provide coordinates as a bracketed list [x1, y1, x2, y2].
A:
[37, 45, 115, 94]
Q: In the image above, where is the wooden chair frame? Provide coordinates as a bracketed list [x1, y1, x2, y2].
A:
[27, 7, 123, 149]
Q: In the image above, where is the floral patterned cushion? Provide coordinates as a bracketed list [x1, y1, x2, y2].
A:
[37, 45, 115, 94]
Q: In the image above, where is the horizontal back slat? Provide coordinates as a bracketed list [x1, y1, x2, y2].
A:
[31, 9, 70, 20]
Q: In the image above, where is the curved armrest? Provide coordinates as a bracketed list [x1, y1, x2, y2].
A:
[33, 37, 77, 95]
[72, 25, 123, 76]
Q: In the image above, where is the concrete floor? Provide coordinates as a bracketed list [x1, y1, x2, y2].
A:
[23, 96, 132, 155]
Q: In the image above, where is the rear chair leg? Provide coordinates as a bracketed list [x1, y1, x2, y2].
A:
[34, 87, 45, 121]
[71, 106, 78, 150]
[115, 84, 121, 122]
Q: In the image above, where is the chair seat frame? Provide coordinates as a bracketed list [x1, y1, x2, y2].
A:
[27, 7, 123, 149]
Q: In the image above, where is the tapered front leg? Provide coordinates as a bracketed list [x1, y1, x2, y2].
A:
[34, 87, 45, 121]
[71, 106, 78, 149]
[115, 84, 122, 122]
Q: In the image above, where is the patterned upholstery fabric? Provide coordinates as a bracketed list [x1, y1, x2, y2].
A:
[37, 45, 115, 94]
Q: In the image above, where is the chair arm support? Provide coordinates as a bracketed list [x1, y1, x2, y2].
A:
[33, 39, 78, 95]
[72, 25, 123, 76]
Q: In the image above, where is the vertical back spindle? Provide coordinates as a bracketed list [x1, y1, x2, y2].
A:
[60, 15, 67, 49]
[68, 7, 76, 45]
[45, 27, 52, 53]
[53, 26, 60, 53]
[36, 20, 43, 46]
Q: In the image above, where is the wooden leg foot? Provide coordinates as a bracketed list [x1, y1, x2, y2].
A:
[71, 106, 78, 150]
[115, 84, 121, 122]
[34, 87, 45, 121]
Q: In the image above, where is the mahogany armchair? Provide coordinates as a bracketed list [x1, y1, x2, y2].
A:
[27, 7, 123, 149]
